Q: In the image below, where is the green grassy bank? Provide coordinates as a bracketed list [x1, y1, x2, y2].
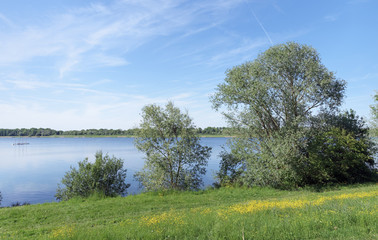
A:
[0, 184, 377, 239]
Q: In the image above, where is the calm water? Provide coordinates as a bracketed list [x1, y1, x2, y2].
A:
[0, 137, 228, 206]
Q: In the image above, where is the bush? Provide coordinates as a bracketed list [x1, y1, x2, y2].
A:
[55, 151, 130, 201]
[305, 127, 375, 184]
[10, 202, 30, 207]
[215, 148, 245, 187]
[302, 111, 377, 185]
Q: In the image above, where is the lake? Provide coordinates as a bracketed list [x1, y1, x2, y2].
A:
[0, 137, 228, 207]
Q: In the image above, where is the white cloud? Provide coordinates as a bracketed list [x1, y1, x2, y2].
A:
[0, 83, 227, 130]
[0, 0, 263, 129]
[6, 80, 50, 90]
[0, 13, 16, 28]
[324, 14, 339, 22]
[2, 72, 51, 89]
[348, 0, 370, 4]
[348, 72, 378, 82]
[0, 0, 244, 77]
[192, 37, 269, 69]
[0, 82, 7, 90]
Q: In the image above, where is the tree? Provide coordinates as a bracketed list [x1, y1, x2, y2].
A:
[0, 191, 2, 206]
[212, 42, 345, 137]
[211, 42, 347, 188]
[371, 92, 378, 136]
[134, 102, 212, 191]
[55, 151, 129, 201]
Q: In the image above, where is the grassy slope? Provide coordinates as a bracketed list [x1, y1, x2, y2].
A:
[0, 184, 377, 239]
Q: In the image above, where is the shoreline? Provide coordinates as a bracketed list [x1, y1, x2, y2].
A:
[0, 135, 233, 138]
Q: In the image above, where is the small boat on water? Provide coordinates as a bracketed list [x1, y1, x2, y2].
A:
[13, 142, 30, 145]
[13, 134, 30, 146]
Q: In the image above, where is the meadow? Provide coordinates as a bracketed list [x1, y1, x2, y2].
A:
[0, 184, 376, 239]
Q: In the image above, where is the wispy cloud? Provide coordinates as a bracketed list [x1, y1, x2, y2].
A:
[0, 0, 245, 78]
[324, 14, 339, 22]
[348, 0, 370, 4]
[0, 13, 16, 28]
[156, 22, 220, 51]
[2, 71, 52, 90]
[1, 0, 317, 130]
[348, 72, 378, 82]
[184, 37, 269, 70]
[249, 8, 273, 45]
[6, 80, 50, 90]
[0, 82, 7, 91]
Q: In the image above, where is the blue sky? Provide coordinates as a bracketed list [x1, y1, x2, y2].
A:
[0, 0, 377, 130]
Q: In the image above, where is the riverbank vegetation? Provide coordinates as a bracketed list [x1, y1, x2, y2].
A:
[212, 42, 377, 188]
[55, 152, 130, 201]
[0, 126, 232, 138]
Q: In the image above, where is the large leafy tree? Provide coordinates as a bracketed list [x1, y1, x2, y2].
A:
[212, 42, 345, 137]
[212, 42, 348, 188]
[134, 102, 212, 191]
[56, 151, 129, 201]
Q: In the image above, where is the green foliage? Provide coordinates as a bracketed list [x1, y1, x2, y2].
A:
[0, 126, 233, 137]
[370, 92, 378, 136]
[245, 130, 309, 188]
[55, 151, 130, 201]
[212, 42, 347, 188]
[196, 126, 227, 135]
[211, 43, 376, 188]
[305, 127, 376, 184]
[215, 148, 245, 186]
[310, 110, 370, 139]
[134, 101, 212, 191]
[211, 41, 345, 138]
[371, 92, 378, 120]
[0, 191, 2, 206]
[0, 128, 139, 137]
[302, 110, 377, 185]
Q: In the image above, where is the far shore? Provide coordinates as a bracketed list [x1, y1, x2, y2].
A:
[1, 135, 233, 138]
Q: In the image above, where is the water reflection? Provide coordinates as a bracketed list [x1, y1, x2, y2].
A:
[0, 137, 228, 206]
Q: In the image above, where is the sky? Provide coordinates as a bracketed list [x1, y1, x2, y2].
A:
[0, 0, 377, 130]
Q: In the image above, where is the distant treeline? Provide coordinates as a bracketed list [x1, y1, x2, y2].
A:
[0, 127, 231, 137]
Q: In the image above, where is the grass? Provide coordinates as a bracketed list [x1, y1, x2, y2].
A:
[0, 184, 377, 239]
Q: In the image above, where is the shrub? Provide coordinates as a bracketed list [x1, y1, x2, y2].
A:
[55, 151, 130, 201]
[305, 127, 375, 184]
[10, 202, 30, 207]
[215, 148, 245, 187]
[302, 110, 377, 185]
